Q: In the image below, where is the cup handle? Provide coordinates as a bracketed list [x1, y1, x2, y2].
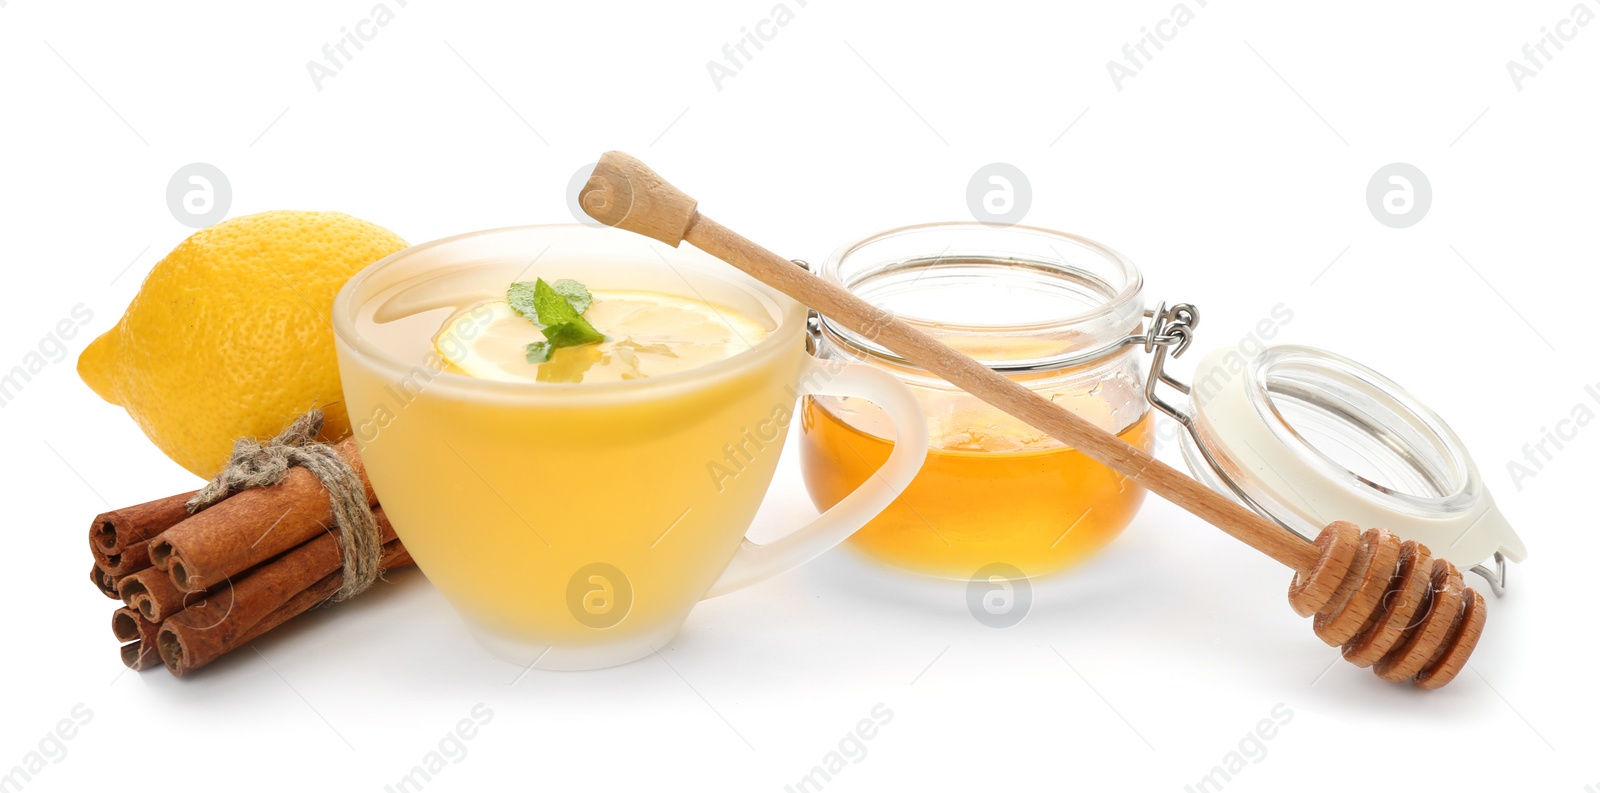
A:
[704, 356, 929, 598]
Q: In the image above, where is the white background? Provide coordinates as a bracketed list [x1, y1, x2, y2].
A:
[2, 1, 1597, 791]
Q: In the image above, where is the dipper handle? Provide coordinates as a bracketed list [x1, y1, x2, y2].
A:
[580, 150, 1318, 571]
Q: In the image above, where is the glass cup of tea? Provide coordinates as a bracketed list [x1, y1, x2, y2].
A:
[332, 225, 927, 670]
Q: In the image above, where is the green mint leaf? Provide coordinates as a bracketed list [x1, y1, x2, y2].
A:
[531, 278, 583, 327]
[543, 320, 605, 348]
[551, 279, 593, 314]
[513, 278, 605, 365]
[508, 278, 595, 326]
[525, 341, 553, 364]
[507, 281, 542, 324]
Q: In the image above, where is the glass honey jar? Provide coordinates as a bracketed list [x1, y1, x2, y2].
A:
[799, 222, 1153, 580]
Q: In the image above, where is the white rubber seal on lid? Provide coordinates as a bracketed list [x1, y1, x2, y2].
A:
[1181, 344, 1526, 570]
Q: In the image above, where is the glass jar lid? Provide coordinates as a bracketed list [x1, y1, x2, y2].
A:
[1167, 343, 1526, 589]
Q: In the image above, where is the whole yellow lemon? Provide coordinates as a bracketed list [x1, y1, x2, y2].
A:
[78, 210, 408, 478]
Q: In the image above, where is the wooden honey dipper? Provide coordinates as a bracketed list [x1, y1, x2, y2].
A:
[578, 151, 1487, 689]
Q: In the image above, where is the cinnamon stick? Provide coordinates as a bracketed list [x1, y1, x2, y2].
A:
[92, 538, 151, 578]
[118, 567, 190, 622]
[149, 438, 375, 593]
[159, 506, 398, 646]
[90, 490, 197, 554]
[158, 532, 412, 676]
[233, 539, 413, 648]
[92, 564, 120, 600]
[119, 642, 160, 670]
[112, 607, 163, 670]
[91, 491, 200, 593]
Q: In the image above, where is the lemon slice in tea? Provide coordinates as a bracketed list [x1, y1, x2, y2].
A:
[434, 290, 769, 384]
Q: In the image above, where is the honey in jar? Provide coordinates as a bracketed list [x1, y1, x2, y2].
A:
[798, 223, 1153, 579]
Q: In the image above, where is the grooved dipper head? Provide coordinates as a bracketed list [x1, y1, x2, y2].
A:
[579, 151, 698, 247]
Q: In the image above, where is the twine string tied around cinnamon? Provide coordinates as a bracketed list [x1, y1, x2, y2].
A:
[186, 410, 379, 601]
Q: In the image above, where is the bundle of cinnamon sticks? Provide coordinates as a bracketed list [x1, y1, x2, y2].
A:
[89, 440, 413, 676]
